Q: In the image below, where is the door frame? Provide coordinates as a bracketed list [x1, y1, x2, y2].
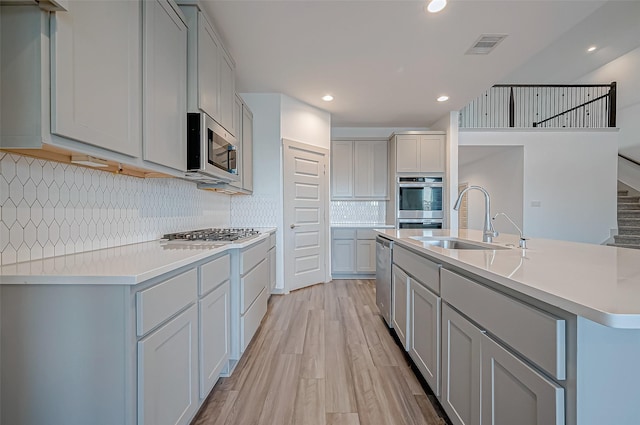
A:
[282, 138, 331, 293]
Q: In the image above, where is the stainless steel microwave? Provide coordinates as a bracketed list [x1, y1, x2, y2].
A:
[186, 112, 239, 183]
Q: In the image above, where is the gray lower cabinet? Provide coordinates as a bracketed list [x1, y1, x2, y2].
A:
[482, 333, 564, 425]
[199, 281, 230, 398]
[409, 277, 441, 396]
[392, 265, 409, 350]
[331, 228, 377, 276]
[138, 304, 199, 425]
[441, 303, 482, 425]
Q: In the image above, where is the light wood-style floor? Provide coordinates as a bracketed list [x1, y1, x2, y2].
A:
[192, 279, 449, 425]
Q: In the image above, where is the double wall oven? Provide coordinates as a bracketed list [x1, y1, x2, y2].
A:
[396, 176, 443, 229]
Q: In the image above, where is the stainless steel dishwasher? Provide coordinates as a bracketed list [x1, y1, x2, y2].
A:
[376, 236, 393, 327]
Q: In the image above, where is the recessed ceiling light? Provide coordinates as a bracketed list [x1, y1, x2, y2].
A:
[437, 95, 449, 102]
[322, 95, 334, 102]
[587, 46, 597, 52]
[426, 0, 447, 13]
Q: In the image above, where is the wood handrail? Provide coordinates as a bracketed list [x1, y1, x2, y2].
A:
[533, 93, 609, 127]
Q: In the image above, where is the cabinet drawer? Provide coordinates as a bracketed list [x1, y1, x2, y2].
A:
[441, 269, 566, 380]
[137, 269, 197, 337]
[394, 245, 441, 294]
[241, 286, 268, 352]
[200, 254, 230, 296]
[241, 239, 268, 275]
[333, 228, 356, 239]
[356, 229, 376, 240]
[241, 258, 268, 313]
[269, 232, 276, 249]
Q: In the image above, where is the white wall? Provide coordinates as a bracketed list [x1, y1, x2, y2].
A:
[577, 46, 640, 161]
[459, 146, 524, 232]
[459, 129, 618, 244]
[281, 95, 331, 150]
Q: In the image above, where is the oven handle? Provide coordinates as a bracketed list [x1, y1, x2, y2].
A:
[398, 183, 443, 188]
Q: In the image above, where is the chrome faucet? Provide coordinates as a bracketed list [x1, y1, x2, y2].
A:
[453, 185, 498, 243]
[493, 212, 528, 249]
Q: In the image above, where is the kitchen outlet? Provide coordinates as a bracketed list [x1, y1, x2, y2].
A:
[531, 200, 542, 207]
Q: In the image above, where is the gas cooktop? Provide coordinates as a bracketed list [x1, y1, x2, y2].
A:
[162, 228, 261, 243]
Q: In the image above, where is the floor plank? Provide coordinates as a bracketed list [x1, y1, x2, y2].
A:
[191, 280, 450, 425]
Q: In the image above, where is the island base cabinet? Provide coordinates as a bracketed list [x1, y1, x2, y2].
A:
[138, 304, 199, 425]
[441, 304, 482, 425]
[481, 333, 565, 425]
[392, 265, 409, 350]
[409, 278, 440, 396]
[199, 280, 230, 399]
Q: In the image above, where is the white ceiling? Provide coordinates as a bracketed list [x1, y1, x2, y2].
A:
[202, 0, 640, 128]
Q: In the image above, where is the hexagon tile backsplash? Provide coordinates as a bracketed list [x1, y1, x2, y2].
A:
[0, 153, 231, 266]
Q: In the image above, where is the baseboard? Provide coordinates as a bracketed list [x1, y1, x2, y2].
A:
[601, 228, 618, 245]
[331, 273, 376, 280]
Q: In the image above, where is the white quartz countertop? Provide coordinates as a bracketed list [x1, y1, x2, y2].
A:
[376, 228, 640, 329]
[0, 228, 276, 286]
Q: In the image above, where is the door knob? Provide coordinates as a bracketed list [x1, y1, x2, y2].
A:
[290, 224, 296, 229]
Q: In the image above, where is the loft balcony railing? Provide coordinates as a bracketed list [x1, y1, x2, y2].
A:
[459, 82, 617, 129]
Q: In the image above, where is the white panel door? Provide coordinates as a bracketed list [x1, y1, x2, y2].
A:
[409, 278, 441, 395]
[50, 0, 141, 157]
[442, 303, 482, 425]
[482, 334, 565, 425]
[143, 0, 187, 171]
[284, 139, 328, 291]
[138, 304, 198, 425]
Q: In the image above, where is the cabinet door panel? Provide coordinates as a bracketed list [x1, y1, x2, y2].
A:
[419, 135, 445, 172]
[199, 281, 230, 398]
[409, 278, 440, 395]
[331, 141, 354, 198]
[269, 247, 276, 293]
[197, 14, 220, 120]
[482, 334, 565, 425]
[219, 51, 235, 134]
[143, 0, 187, 171]
[392, 265, 409, 350]
[442, 303, 482, 425]
[242, 106, 253, 192]
[51, 0, 141, 157]
[331, 239, 355, 273]
[138, 304, 198, 425]
[371, 140, 388, 197]
[396, 135, 420, 173]
[356, 239, 376, 273]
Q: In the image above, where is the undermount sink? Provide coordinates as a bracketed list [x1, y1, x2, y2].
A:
[409, 237, 511, 250]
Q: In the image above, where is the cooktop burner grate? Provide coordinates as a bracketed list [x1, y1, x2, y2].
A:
[163, 228, 261, 242]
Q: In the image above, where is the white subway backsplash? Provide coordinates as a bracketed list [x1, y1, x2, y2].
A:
[0, 153, 231, 265]
[330, 200, 386, 224]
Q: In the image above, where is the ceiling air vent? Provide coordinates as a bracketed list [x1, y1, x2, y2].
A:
[466, 34, 508, 55]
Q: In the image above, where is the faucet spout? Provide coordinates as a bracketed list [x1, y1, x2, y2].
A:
[454, 185, 498, 243]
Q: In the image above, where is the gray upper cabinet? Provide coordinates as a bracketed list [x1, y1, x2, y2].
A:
[393, 133, 445, 173]
[331, 140, 388, 200]
[180, 3, 236, 136]
[142, 0, 187, 171]
[50, 0, 142, 158]
[331, 141, 354, 199]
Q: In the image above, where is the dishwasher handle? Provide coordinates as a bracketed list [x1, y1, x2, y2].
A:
[376, 236, 393, 249]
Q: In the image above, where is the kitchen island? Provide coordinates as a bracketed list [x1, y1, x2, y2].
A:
[377, 228, 640, 425]
[0, 228, 276, 425]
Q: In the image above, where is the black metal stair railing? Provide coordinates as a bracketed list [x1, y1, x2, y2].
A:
[459, 82, 617, 129]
